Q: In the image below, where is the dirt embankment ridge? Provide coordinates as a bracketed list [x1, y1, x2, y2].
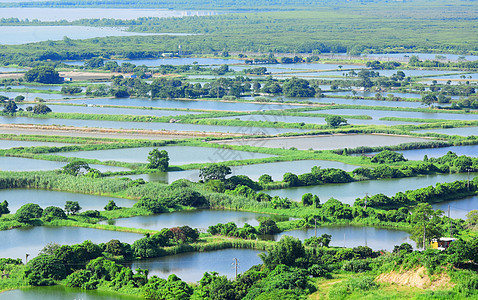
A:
[376, 266, 454, 290]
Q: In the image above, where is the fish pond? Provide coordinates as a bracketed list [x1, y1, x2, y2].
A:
[127, 248, 264, 283]
[0, 226, 142, 259]
[265, 172, 477, 204]
[268, 226, 415, 251]
[0, 157, 129, 172]
[50, 146, 273, 164]
[213, 134, 433, 151]
[0, 189, 135, 213]
[99, 209, 288, 231]
[122, 159, 360, 183]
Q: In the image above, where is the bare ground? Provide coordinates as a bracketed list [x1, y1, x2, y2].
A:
[376, 267, 454, 290]
[0, 124, 241, 140]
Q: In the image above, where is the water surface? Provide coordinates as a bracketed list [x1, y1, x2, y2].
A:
[0, 156, 129, 172]
[414, 127, 478, 137]
[0, 189, 135, 213]
[0, 286, 138, 300]
[51, 146, 273, 164]
[123, 160, 361, 183]
[0, 115, 309, 134]
[128, 248, 263, 282]
[432, 195, 478, 220]
[0, 26, 180, 45]
[213, 134, 432, 150]
[0, 8, 219, 21]
[0, 139, 74, 149]
[58, 97, 301, 111]
[0, 226, 142, 259]
[266, 172, 477, 204]
[270, 226, 415, 251]
[100, 209, 282, 231]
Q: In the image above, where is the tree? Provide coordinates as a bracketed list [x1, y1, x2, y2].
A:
[410, 203, 443, 248]
[371, 150, 406, 163]
[258, 174, 273, 184]
[24, 255, 67, 286]
[24, 66, 61, 84]
[14, 95, 25, 102]
[259, 236, 305, 268]
[283, 172, 299, 186]
[325, 115, 347, 127]
[61, 160, 90, 176]
[466, 210, 478, 227]
[0, 200, 9, 216]
[104, 200, 120, 211]
[3, 100, 17, 114]
[421, 93, 437, 107]
[15, 203, 43, 223]
[85, 57, 104, 68]
[42, 206, 67, 221]
[141, 275, 193, 299]
[147, 148, 169, 171]
[199, 164, 232, 182]
[258, 219, 281, 234]
[32, 104, 52, 114]
[282, 77, 315, 97]
[65, 201, 81, 215]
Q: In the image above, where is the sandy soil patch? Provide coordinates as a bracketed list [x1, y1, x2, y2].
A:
[376, 267, 454, 290]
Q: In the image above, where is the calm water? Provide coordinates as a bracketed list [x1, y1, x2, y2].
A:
[254, 95, 432, 109]
[0, 67, 27, 72]
[0, 286, 138, 300]
[124, 160, 361, 183]
[0, 26, 182, 45]
[415, 127, 478, 137]
[99, 209, 282, 231]
[0, 189, 135, 213]
[0, 115, 309, 135]
[58, 97, 302, 111]
[0, 139, 73, 149]
[276, 69, 455, 78]
[128, 248, 263, 282]
[271, 226, 415, 251]
[425, 73, 478, 80]
[0, 8, 219, 21]
[214, 134, 432, 150]
[323, 91, 459, 101]
[311, 108, 478, 121]
[0, 90, 82, 100]
[432, 195, 478, 220]
[39, 104, 202, 117]
[0, 226, 142, 259]
[5, 85, 64, 91]
[364, 52, 478, 62]
[392, 145, 478, 160]
[216, 114, 420, 126]
[51, 146, 273, 164]
[266, 172, 477, 204]
[0, 156, 130, 172]
[66, 57, 244, 67]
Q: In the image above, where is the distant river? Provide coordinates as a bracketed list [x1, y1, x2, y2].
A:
[0, 26, 193, 45]
[0, 8, 219, 21]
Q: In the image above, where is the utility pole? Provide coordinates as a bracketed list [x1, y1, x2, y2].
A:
[364, 193, 368, 210]
[25, 253, 29, 264]
[314, 217, 317, 238]
[423, 223, 426, 250]
[466, 168, 472, 191]
[232, 258, 239, 281]
[448, 205, 453, 238]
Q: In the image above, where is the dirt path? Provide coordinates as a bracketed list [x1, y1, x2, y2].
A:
[0, 124, 241, 140]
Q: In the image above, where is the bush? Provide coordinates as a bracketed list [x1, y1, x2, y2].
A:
[15, 203, 43, 223]
[42, 206, 67, 221]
